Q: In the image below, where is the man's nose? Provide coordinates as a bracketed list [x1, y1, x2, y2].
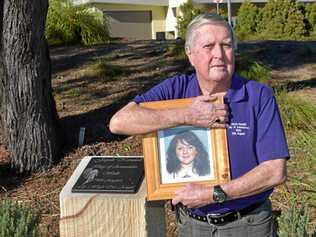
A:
[212, 44, 224, 59]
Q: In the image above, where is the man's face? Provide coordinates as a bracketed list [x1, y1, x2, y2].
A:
[186, 23, 235, 84]
[175, 139, 197, 165]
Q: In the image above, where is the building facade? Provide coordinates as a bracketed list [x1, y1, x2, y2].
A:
[73, 0, 315, 40]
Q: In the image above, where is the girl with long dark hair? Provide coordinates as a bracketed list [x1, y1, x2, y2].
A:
[166, 131, 210, 179]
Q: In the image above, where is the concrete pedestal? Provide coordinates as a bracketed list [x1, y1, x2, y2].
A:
[59, 156, 166, 237]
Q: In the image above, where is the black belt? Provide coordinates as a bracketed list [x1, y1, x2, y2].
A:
[180, 201, 264, 225]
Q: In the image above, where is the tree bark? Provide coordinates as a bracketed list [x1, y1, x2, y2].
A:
[0, 0, 64, 172]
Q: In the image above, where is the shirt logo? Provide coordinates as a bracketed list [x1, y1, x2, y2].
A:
[229, 122, 249, 136]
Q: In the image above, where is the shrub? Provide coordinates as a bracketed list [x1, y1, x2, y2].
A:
[176, 0, 202, 39]
[0, 199, 41, 237]
[176, 1, 228, 39]
[275, 89, 316, 132]
[256, 0, 306, 40]
[305, 3, 316, 37]
[164, 40, 186, 59]
[274, 90, 316, 236]
[238, 62, 271, 85]
[46, 0, 109, 46]
[277, 197, 310, 237]
[235, 54, 271, 85]
[89, 58, 126, 80]
[235, 0, 259, 40]
[284, 4, 307, 39]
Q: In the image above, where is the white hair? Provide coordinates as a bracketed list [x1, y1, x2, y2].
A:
[185, 13, 237, 50]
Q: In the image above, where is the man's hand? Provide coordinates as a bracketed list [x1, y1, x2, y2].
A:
[172, 183, 213, 208]
[110, 94, 229, 135]
[184, 95, 229, 128]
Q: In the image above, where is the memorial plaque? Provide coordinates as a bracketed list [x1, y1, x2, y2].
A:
[72, 156, 144, 193]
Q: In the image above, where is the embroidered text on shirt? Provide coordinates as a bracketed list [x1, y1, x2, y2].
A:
[229, 122, 250, 136]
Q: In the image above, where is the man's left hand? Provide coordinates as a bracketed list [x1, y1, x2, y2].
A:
[172, 183, 213, 208]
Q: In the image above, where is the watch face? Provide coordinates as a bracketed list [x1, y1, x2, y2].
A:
[216, 192, 226, 202]
[214, 186, 227, 203]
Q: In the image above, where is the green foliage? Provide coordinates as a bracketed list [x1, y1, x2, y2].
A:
[46, 0, 109, 46]
[291, 130, 316, 163]
[235, 0, 259, 40]
[305, 3, 316, 37]
[275, 89, 316, 132]
[235, 54, 271, 85]
[284, 4, 307, 39]
[164, 41, 186, 59]
[236, 57, 316, 134]
[238, 61, 271, 85]
[277, 197, 310, 237]
[0, 199, 41, 237]
[176, 0, 202, 39]
[89, 58, 126, 80]
[288, 129, 316, 211]
[256, 0, 306, 40]
[274, 89, 316, 236]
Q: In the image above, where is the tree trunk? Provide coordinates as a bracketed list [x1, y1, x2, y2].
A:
[0, 0, 64, 173]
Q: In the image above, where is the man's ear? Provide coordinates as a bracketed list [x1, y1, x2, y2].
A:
[185, 47, 194, 66]
[185, 46, 191, 56]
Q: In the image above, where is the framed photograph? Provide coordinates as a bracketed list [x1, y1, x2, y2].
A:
[158, 126, 214, 184]
[141, 97, 230, 201]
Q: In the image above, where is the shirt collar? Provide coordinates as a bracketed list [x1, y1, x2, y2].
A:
[176, 163, 196, 178]
[225, 74, 247, 103]
[192, 72, 247, 102]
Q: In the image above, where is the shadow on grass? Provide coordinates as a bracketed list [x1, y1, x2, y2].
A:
[50, 40, 174, 75]
[57, 64, 191, 149]
[59, 92, 135, 148]
[52, 57, 187, 97]
[274, 77, 316, 92]
[57, 58, 194, 151]
[50, 43, 128, 75]
[237, 40, 316, 70]
[285, 77, 316, 91]
[58, 71, 171, 147]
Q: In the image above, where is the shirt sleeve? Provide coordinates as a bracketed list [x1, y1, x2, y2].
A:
[255, 92, 290, 163]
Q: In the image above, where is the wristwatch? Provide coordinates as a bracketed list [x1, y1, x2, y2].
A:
[213, 185, 227, 203]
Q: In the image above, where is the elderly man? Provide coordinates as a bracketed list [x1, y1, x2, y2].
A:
[110, 13, 289, 236]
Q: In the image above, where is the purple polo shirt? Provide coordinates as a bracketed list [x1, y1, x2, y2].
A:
[134, 73, 289, 215]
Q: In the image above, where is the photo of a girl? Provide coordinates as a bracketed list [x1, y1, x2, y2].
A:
[158, 127, 213, 184]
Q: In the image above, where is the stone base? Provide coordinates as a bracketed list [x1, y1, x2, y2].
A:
[59, 156, 166, 237]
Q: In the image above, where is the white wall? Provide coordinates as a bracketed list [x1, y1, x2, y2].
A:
[169, 0, 188, 7]
[165, 7, 177, 35]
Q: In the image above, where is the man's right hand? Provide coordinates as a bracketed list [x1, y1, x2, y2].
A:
[110, 95, 229, 135]
[184, 95, 229, 128]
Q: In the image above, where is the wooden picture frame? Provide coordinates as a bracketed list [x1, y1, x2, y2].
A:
[140, 97, 230, 201]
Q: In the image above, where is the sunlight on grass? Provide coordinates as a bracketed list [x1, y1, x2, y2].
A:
[277, 196, 311, 237]
[276, 89, 316, 132]
[274, 89, 316, 235]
